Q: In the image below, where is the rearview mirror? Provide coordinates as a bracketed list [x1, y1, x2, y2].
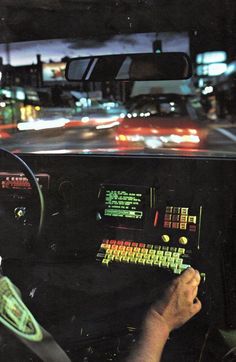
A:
[65, 52, 192, 82]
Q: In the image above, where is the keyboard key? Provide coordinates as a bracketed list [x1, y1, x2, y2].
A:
[101, 243, 109, 249]
[113, 250, 120, 256]
[123, 256, 130, 263]
[172, 214, 180, 221]
[126, 247, 133, 252]
[116, 240, 124, 246]
[173, 207, 181, 214]
[162, 246, 169, 251]
[149, 249, 156, 255]
[174, 268, 181, 274]
[137, 258, 146, 265]
[181, 264, 191, 271]
[164, 221, 172, 228]
[188, 216, 197, 224]
[102, 259, 110, 266]
[180, 215, 188, 222]
[130, 257, 138, 264]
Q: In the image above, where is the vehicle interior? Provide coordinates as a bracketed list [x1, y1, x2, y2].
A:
[0, 1, 236, 361]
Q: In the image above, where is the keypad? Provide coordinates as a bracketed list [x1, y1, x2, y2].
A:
[96, 239, 191, 275]
[163, 206, 198, 232]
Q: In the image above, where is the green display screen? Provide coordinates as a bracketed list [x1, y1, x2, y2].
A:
[104, 190, 143, 219]
[98, 184, 148, 229]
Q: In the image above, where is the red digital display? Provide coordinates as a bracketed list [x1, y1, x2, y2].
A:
[0, 173, 49, 190]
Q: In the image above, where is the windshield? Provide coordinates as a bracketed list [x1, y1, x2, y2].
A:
[0, 2, 235, 157]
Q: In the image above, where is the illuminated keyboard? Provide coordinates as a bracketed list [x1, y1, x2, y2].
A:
[96, 239, 192, 275]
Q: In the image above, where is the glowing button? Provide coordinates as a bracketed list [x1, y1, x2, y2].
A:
[179, 237, 188, 245]
[161, 235, 170, 243]
[188, 216, 197, 224]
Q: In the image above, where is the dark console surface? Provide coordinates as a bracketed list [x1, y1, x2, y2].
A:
[1, 154, 236, 361]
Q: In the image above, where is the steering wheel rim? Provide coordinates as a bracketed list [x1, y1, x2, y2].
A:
[0, 148, 45, 240]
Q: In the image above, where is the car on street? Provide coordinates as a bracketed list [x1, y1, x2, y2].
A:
[115, 93, 208, 150]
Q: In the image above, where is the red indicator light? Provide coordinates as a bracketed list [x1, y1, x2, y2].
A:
[154, 211, 159, 226]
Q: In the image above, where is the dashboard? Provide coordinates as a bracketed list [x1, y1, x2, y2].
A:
[0, 153, 236, 361]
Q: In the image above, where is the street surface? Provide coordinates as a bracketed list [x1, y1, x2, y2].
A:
[1, 122, 236, 155]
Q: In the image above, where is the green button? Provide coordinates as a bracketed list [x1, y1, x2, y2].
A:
[149, 249, 156, 255]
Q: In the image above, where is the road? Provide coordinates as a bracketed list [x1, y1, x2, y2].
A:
[1, 123, 236, 155]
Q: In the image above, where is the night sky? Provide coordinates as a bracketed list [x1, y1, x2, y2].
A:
[0, 0, 235, 63]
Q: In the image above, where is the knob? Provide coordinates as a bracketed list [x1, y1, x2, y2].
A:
[14, 207, 26, 220]
[179, 236, 188, 245]
[161, 234, 170, 243]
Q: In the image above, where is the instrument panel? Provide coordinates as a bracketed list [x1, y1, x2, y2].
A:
[0, 172, 50, 191]
[1, 154, 236, 361]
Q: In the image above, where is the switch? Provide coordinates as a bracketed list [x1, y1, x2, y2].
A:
[179, 236, 188, 245]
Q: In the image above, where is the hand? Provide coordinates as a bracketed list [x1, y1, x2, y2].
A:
[147, 268, 202, 333]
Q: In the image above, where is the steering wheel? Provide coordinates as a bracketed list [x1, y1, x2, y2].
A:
[0, 148, 45, 257]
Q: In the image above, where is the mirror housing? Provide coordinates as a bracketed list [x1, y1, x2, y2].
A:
[65, 52, 192, 82]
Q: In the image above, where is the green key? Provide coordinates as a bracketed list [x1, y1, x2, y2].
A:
[102, 259, 110, 266]
[174, 268, 181, 275]
[149, 249, 156, 255]
[181, 264, 191, 271]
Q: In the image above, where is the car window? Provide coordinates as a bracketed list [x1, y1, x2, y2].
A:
[129, 96, 188, 117]
[0, 2, 235, 157]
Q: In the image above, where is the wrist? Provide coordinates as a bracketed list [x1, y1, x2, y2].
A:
[142, 308, 170, 340]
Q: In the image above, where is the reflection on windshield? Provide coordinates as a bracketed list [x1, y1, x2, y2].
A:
[0, 33, 235, 156]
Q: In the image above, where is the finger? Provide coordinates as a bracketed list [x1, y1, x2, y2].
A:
[192, 297, 202, 315]
[192, 285, 199, 300]
[189, 273, 201, 288]
[186, 269, 201, 285]
[179, 267, 196, 283]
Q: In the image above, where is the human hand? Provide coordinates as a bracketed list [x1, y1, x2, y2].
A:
[146, 268, 202, 333]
